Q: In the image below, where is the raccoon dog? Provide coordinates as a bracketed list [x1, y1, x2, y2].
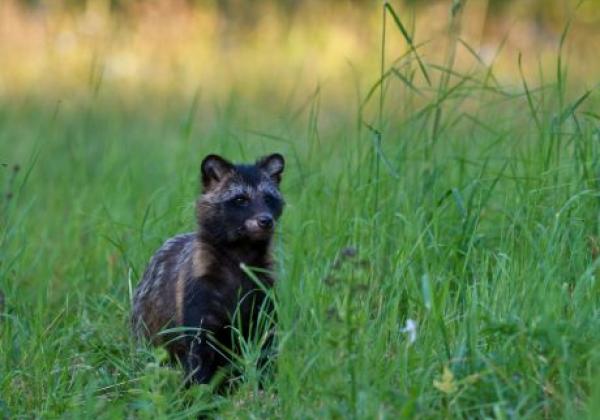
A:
[131, 153, 285, 385]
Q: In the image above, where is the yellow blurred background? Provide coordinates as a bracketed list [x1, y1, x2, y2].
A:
[1, 0, 599, 106]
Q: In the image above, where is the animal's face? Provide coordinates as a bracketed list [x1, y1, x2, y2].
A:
[197, 153, 285, 243]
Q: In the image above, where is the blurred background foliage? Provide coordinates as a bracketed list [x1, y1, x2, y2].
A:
[11, 0, 600, 27]
[1, 0, 599, 108]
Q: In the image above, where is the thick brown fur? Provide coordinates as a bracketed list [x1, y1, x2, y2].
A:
[131, 153, 285, 385]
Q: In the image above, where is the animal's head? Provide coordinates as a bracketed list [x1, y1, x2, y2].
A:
[197, 153, 285, 244]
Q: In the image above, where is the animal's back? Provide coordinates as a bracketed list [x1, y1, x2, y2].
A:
[131, 232, 196, 342]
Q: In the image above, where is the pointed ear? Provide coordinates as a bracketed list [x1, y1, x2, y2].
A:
[257, 153, 285, 184]
[201, 154, 234, 190]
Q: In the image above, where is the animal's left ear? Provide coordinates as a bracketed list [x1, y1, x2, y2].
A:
[257, 153, 285, 184]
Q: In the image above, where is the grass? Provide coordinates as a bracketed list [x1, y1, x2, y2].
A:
[1, 2, 600, 418]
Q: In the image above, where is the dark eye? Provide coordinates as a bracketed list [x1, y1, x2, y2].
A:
[264, 193, 278, 206]
[232, 195, 249, 206]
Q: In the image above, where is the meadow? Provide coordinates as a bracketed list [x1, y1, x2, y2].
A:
[1, 1, 600, 418]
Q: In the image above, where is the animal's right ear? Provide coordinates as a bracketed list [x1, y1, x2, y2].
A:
[201, 154, 234, 190]
[257, 153, 285, 184]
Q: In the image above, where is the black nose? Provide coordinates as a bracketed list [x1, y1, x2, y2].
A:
[257, 214, 273, 229]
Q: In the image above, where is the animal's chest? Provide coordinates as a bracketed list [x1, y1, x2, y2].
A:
[221, 270, 271, 325]
[187, 268, 273, 336]
[205, 270, 272, 336]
